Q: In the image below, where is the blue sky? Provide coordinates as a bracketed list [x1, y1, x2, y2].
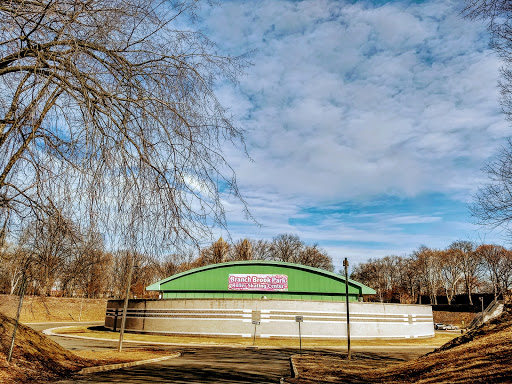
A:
[194, 0, 510, 270]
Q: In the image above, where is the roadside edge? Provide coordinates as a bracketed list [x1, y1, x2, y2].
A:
[279, 354, 300, 384]
[78, 352, 181, 374]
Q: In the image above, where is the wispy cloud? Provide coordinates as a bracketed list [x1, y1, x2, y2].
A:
[198, 0, 509, 269]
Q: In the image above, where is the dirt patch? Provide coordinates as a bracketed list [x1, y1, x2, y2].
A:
[286, 306, 512, 383]
[0, 294, 108, 323]
[0, 313, 177, 383]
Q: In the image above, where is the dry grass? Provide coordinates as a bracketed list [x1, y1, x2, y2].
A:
[0, 294, 108, 323]
[287, 307, 512, 384]
[0, 312, 89, 383]
[74, 348, 172, 362]
[53, 325, 457, 348]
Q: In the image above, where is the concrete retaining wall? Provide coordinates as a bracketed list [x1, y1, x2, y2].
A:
[105, 299, 434, 339]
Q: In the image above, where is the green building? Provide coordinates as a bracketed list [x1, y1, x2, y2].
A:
[146, 260, 375, 301]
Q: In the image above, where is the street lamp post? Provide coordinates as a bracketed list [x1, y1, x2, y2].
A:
[343, 257, 351, 360]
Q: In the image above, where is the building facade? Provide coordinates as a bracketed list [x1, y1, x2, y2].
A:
[104, 261, 435, 339]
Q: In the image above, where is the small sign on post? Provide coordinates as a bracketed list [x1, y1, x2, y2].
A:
[296, 315, 303, 353]
[252, 320, 260, 346]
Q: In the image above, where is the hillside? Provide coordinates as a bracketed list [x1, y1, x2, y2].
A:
[0, 313, 88, 383]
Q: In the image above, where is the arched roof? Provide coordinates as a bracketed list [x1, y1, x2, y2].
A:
[146, 260, 375, 297]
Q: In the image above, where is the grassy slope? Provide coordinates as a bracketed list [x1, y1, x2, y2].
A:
[0, 294, 108, 322]
[0, 313, 174, 383]
[0, 313, 88, 383]
[289, 306, 512, 384]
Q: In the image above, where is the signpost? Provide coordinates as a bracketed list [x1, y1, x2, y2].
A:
[252, 320, 260, 346]
[343, 258, 351, 360]
[252, 310, 261, 346]
[296, 315, 303, 353]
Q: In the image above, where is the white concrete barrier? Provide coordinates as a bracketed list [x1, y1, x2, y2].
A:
[105, 299, 434, 339]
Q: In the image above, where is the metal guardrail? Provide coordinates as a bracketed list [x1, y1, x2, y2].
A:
[468, 299, 504, 329]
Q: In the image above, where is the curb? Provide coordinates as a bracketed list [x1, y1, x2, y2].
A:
[279, 355, 299, 384]
[26, 321, 103, 325]
[290, 354, 300, 378]
[43, 326, 256, 348]
[78, 352, 181, 374]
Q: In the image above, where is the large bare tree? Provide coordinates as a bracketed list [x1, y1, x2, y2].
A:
[465, 1, 512, 233]
[475, 244, 512, 299]
[439, 249, 463, 305]
[0, 0, 247, 251]
[269, 234, 304, 263]
[20, 208, 81, 295]
[449, 240, 482, 305]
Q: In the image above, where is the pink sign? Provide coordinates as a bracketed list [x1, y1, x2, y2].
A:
[228, 274, 288, 291]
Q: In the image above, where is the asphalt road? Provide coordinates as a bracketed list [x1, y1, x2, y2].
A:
[28, 322, 299, 383]
[27, 322, 434, 384]
[58, 346, 297, 384]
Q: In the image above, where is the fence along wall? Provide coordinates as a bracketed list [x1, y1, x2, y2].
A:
[105, 299, 435, 339]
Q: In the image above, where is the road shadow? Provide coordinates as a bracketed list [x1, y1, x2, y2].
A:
[88, 325, 110, 332]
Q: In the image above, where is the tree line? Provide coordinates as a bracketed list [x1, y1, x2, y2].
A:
[351, 240, 512, 305]
[0, 214, 333, 298]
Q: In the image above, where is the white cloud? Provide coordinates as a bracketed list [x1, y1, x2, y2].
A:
[199, 0, 510, 262]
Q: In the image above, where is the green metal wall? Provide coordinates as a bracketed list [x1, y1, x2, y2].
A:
[147, 261, 375, 302]
[161, 292, 359, 301]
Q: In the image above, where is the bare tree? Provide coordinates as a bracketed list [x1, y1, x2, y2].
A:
[464, 2, 512, 234]
[296, 245, 333, 271]
[470, 140, 512, 234]
[351, 258, 388, 302]
[400, 256, 422, 304]
[58, 229, 105, 296]
[108, 250, 151, 298]
[157, 251, 195, 279]
[20, 209, 81, 295]
[449, 240, 482, 305]
[411, 246, 441, 305]
[346, 239, 512, 305]
[0, 243, 30, 294]
[269, 234, 304, 263]
[0, 0, 248, 252]
[197, 237, 230, 265]
[250, 239, 272, 260]
[475, 244, 512, 299]
[439, 249, 463, 305]
[228, 238, 253, 261]
[81, 250, 113, 298]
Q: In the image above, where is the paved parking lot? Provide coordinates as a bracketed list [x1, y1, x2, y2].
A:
[29, 322, 434, 384]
